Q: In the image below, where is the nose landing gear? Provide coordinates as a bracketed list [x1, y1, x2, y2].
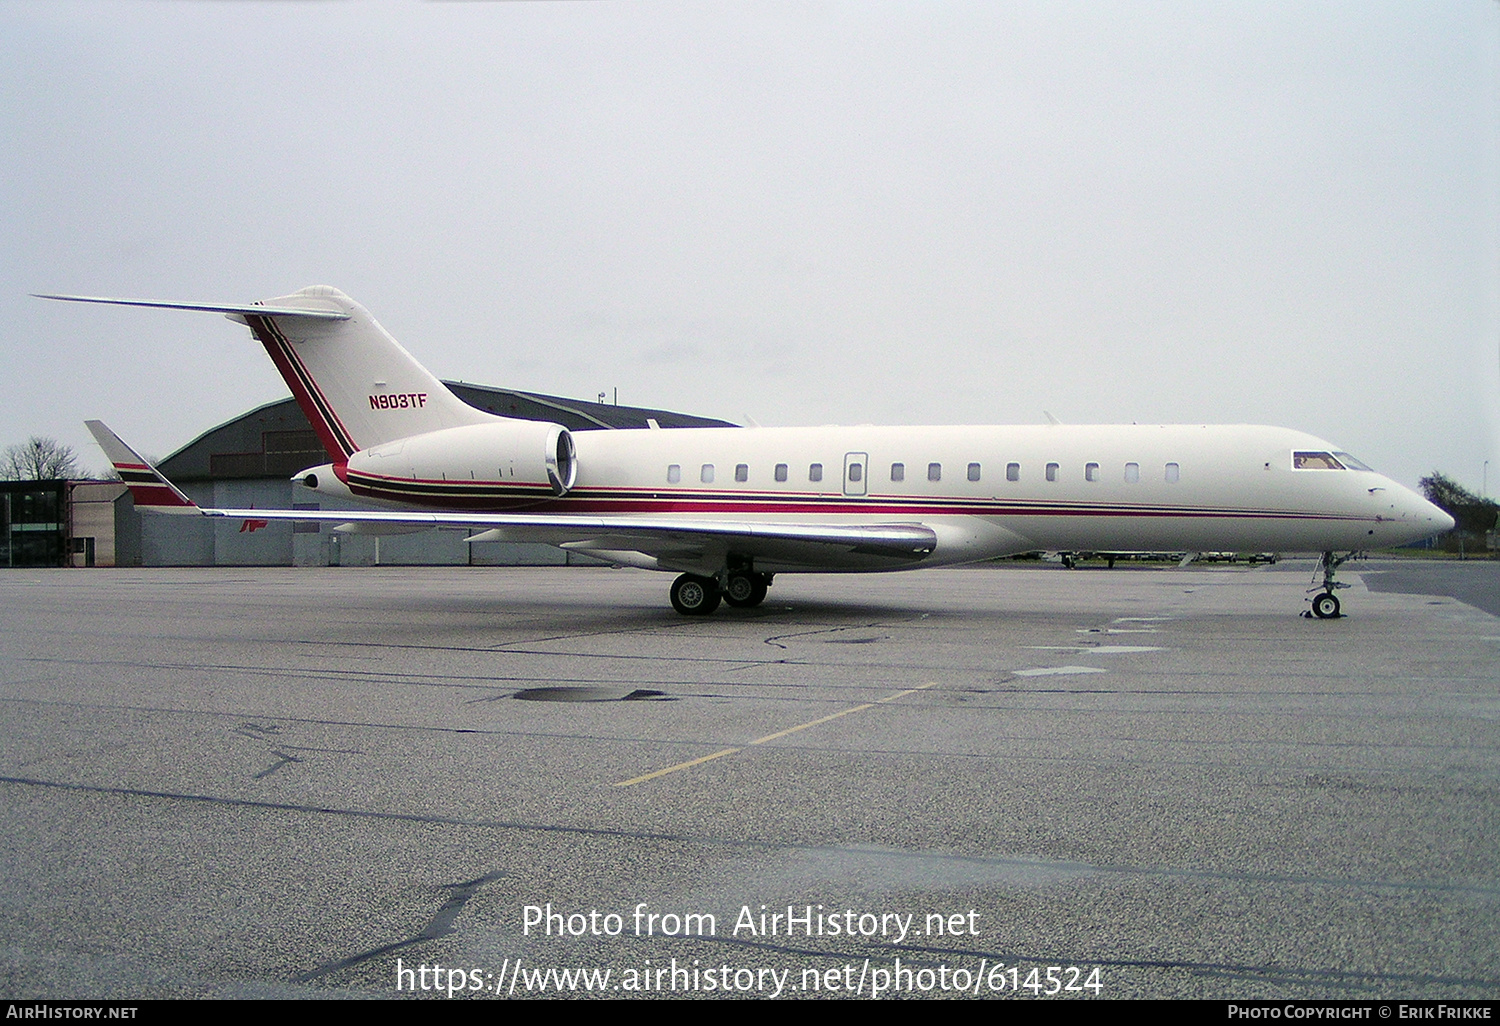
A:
[1305, 551, 1353, 619]
[1311, 592, 1341, 619]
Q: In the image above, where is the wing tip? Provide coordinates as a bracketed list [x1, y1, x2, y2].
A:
[84, 421, 199, 513]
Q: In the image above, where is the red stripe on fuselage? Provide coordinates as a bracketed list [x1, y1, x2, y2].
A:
[341, 474, 1371, 523]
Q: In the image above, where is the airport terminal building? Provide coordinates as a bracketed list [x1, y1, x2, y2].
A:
[1, 479, 125, 569]
[29, 384, 731, 568]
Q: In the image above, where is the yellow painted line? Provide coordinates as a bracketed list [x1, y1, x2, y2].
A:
[614, 681, 939, 787]
[613, 747, 743, 787]
[747, 704, 874, 745]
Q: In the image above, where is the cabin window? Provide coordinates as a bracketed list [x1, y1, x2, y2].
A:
[1293, 451, 1345, 470]
[967, 462, 981, 482]
[775, 463, 788, 482]
[809, 463, 823, 482]
[1046, 462, 1059, 482]
[701, 464, 715, 483]
[848, 463, 863, 482]
[735, 464, 749, 483]
[667, 464, 681, 484]
[1085, 462, 1100, 482]
[1124, 462, 1139, 483]
[928, 463, 942, 482]
[1165, 462, 1180, 483]
[890, 462, 905, 482]
[1006, 462, 1020, 482]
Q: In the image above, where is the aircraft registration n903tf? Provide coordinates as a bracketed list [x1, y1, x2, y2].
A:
[41, 286, 1452, 618]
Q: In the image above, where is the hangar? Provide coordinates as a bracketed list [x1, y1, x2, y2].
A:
[54, 384, 732, 568]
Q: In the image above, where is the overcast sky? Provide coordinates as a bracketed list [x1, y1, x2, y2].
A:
[3, 1, 1497, 493]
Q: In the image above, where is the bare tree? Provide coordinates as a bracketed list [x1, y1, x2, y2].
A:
[2, 437, 82, 481]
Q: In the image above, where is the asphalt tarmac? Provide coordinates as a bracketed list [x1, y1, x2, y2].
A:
[0, 558, 1496, 1000]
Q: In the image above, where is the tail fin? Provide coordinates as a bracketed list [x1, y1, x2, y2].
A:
[42, 287, 496, 460]
[85, 421, 199, 514]
[237, 286, 493, 459]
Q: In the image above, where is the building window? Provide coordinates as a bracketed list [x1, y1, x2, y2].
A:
[701, 464, 715, 483]
[775, 463, 788, 482]
[1006, 462, 1020, 482]
[735, 464, 749, 483]
[1046, 462, 1059, 482]
[967, 462, 981, 482]
[809, 463, 823, 482]
[1124, 462, 1139, 483]
[667, 464, 681, 484]
[1085, 462, 1100, 482]
[928, 462, 942, 482]
[1165, 462, 1180, 483]
[891, 462, 905, 482]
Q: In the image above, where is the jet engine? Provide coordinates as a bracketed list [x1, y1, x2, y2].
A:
[328, 420, 578, 498]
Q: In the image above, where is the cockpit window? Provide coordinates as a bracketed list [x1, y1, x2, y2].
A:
[1293, 451, 1346, 470]
[1332, 451, 1374, 472]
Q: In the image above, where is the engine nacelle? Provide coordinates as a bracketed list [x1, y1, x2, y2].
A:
[340, 420, 578, 498]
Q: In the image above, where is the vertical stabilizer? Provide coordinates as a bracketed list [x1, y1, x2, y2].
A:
[237, 286, 494, 459]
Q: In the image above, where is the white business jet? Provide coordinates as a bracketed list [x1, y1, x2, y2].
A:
[41, 286, 1452, 617]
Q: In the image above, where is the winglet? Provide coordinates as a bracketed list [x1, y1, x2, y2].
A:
[84, 421, 199, 514]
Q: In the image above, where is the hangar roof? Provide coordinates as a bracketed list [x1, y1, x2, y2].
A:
[158, 384, 735, 481]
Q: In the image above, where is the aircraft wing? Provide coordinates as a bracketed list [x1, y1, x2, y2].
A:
[87, 421, 937, 569]
[216, 507, 936, 567]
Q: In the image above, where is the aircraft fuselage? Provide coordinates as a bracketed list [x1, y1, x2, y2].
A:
[309, 422, 1442, 574]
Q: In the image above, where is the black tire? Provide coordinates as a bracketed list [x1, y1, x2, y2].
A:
[723, 573, 769, 608]
[1312, 593, 1340, 619]
[670, 574, 721, 615]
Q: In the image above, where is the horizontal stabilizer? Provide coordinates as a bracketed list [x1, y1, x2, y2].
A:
[47, 286, 495, 461]
[35, 294, 349, 320]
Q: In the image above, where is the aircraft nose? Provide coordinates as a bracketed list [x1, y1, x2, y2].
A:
[1431, 503, 1456, 534]
[1397, 488, 1453, 536]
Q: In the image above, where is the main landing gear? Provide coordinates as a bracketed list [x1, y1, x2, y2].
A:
[723, 571, 770, 608]
[670, 574, 720, 615]
[670, 571, 773, 615]
[1305, 550, 1353, 619]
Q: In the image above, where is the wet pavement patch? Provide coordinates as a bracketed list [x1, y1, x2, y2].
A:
[512, 686, 669, 702]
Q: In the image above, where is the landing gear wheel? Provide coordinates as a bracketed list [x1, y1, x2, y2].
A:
[1312, 593, 1341, 619]
[670, 574, 721, 615]
[723, 572, 769, 608]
